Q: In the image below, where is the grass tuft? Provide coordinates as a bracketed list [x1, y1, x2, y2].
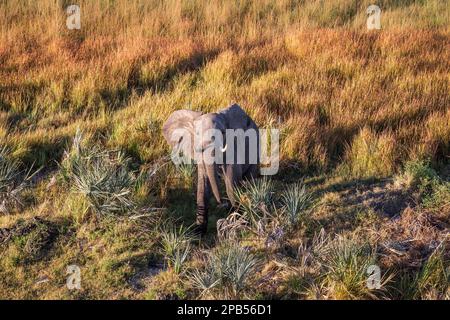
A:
[318, 235, 389, 300]
[0, 146, 35, 213]
[190, 242, 260, 299]
[60, 131, 137, 218]
[234, 177, 274, 228]
[160, 223, 195, 274]
[280, 182, 313, 228]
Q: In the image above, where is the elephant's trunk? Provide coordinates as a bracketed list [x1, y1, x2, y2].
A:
[206, 164, 221, 204]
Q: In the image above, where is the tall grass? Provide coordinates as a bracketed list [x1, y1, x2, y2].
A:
[0, 0, 448, 174]
[1, 1, 448, 40]
[343, 127, 397, 177]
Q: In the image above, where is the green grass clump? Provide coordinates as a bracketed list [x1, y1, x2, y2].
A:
[396, 160, 449, 210]
[423, 182, 450, 210]
[398, 243, 449, 300]
[401, 160, 438, 189]
[190, 242, 260, 299]
[318, 236, 388, 299]
[160, 223, 195, 274]
[280, 182, 313, 228]
[234, 177, 274, 227]
[61, 131, 137, 218]
[0, 146, 35, 213]
[175, 162, 196, 187]
[414, 244, 449, 300]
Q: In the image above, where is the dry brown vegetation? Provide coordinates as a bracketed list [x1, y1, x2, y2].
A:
[0, 0, 448, 299]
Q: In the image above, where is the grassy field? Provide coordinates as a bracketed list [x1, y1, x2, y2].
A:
[0, 0, 449, 299]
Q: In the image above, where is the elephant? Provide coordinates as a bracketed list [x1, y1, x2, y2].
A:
[162, 103, 260, 234]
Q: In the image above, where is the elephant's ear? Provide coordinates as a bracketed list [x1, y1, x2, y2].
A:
[162, 110, 202, 158]
[219, 103, 257, 130]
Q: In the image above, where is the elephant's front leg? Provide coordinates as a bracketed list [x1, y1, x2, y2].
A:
[196, 164, 211, 235]
[223, 164, 242, 208]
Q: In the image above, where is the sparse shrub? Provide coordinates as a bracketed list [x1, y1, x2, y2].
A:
[280, 182, 313, 228]
[233, 178, 314, 245]
[280, 229, 329, 298]
[189, 266, 221, 297]
[423, 181, 450, 210]
[7, 218, 57, 263]
[397, 160, 438, 190]
[0, 146, 35, 214]
[160, 223, 195, 274]
[61, 131, 137, 218]
[21, 220, 56, 261]
[190, 242, 260, 299]
[233, 177, 288, 245]
[395, 160, 449, 210]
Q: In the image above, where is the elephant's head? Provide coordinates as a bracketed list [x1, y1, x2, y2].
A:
[162, 110, 227, 204]
[161, 109, 203, 161]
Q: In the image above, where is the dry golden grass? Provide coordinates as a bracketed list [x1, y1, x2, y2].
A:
[1, 1, 448, 174]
